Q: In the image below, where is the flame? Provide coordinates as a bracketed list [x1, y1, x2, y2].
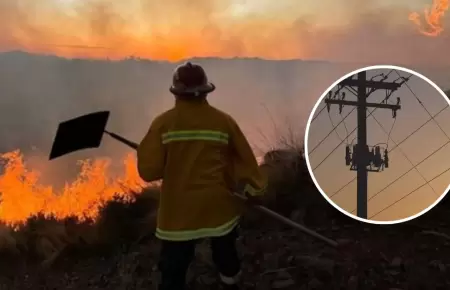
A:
[0, 150, 147, 227]
[409, 0, 449, 36]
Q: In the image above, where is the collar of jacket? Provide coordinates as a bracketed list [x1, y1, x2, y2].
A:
[175, 98, 209, 107]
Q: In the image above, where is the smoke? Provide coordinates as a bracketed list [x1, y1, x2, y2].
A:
[0, 53, 349, 187]
[0, 0, 448, 65]
[0, 0, 449, 188]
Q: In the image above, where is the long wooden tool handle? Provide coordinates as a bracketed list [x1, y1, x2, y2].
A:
[105, 131, 339, 248]
[233, 192, 338, 248]
[104, 130, 139, 149]
[255, 204, 338, 247]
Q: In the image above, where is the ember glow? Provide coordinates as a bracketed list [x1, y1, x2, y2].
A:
[409, 0, 449, 36]
[0, 150, 147, 226]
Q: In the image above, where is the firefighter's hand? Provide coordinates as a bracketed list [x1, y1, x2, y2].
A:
[244, 193, 265, 206]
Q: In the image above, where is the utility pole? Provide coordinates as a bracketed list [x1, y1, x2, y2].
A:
[356, 72, 368, 219]
[325, 71, 403, 219]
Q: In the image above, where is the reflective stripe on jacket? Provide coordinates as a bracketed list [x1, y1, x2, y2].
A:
[137, 98, 267, 241]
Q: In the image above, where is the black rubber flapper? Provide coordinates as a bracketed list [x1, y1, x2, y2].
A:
[48, 111, 110, 160]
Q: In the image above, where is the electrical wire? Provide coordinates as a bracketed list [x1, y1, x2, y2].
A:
[311, 105, 327, 123]
[311, 85, 349, 124]
[313, 105, 379, 171]
[369, 165, 450, 219]
[309, 70, 396, 154]
[341, 112, 350, 145]
[395, 70, 450, 141]
[314, 68, 447, 212]
[329, 105, 449, 199]
[313, 74, 404, 172]
[350, 140, 450, 214]
[371, 114, 438, 196]
[385, 117, 396, 148]
[327, 110, 345, 142]
[309, 107, 355, 155]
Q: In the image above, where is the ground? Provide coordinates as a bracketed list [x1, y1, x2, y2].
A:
[0, 149, 449, 290]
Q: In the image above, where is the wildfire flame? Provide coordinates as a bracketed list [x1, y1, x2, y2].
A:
[409, 0, 449, 36]
[0, 150, 265, 227]
[0, 150, 147, 227]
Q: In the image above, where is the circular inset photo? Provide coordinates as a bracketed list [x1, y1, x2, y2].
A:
[305, 65, 450, 224]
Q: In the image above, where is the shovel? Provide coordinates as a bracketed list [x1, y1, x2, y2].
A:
[49, 111, 339, 248]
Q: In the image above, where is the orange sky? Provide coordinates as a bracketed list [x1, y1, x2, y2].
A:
[0, 0, 448, 63]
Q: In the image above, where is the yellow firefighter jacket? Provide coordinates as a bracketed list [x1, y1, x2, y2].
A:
[137, 98, 267, 241]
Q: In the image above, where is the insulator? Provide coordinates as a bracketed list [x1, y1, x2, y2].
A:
[339, 92, 345, 113]
[373, 146, 382, 167]
[345, 145, 351, 166]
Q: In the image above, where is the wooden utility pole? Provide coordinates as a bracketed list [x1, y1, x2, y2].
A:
[325, 71, 402, 219]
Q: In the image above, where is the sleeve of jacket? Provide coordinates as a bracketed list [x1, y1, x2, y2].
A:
[137, 118, 166, 182]
[228, 117, 268, 196]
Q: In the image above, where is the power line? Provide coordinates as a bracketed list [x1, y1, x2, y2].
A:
[370, 114, 438, 196]
[385, 117, 396, 147]
[367, 140, 450, 204]
[395, 71, 450, 141]
[349, 139, 450, 214]
[319, 70, 449, 219]
[330, 103, 449, 199]
[313, 101, 390, 171]
[309, 70, 397, 155]
[341, 110, 350, 144]
[311, 85, 351, 124]
[311, 105, 327, 123]
[327, 110, 346, 142]
[370, 165, 450, 219]
[329, 71, 404, 219]
[309, 107, 355, 155]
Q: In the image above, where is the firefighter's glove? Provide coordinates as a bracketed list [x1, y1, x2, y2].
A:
[244, 193, 265, 206]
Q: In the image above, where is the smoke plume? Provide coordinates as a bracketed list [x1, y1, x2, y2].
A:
[0, 0, 448, 65]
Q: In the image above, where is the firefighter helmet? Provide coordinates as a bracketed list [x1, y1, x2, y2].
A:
[169, 62, 215, 97]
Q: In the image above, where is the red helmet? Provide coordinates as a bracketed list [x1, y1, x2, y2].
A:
[169, 62, 215, 97]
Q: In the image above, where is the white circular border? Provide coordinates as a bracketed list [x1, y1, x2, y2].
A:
[304, 64, 450, 225]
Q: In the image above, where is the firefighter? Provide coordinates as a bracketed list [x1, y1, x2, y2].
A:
[137, 61, 267, 290]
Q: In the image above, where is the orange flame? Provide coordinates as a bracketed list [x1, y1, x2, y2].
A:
[0, 150, 147, 227]
[409, 0, 449, 36]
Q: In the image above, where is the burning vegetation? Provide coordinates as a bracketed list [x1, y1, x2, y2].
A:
[409, 0, 449, 36]
[0, 150, 146, 227]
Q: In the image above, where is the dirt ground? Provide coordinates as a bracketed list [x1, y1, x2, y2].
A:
[1, 201, 450, 290]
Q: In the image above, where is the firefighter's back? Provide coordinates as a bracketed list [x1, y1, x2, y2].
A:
[156, 99, 242, 240]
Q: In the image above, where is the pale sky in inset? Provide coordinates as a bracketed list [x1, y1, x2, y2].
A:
[306, 68, 450, 222]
